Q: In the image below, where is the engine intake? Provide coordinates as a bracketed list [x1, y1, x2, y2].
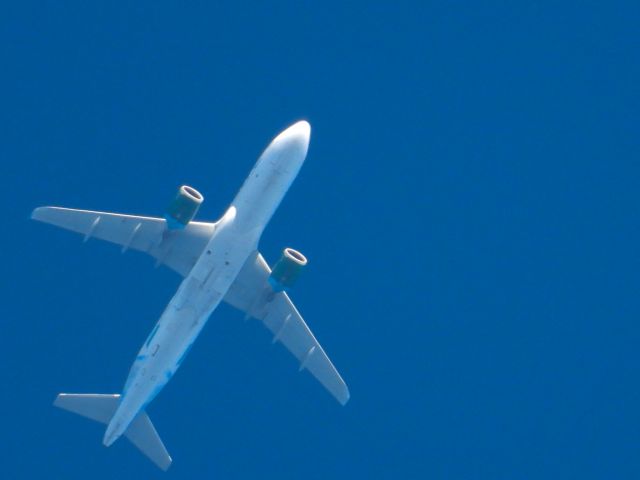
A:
[165, 185, 204, 229]
[268, 248, 307, 292]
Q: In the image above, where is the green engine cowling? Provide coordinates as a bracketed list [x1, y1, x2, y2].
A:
[268, 248, 308, 292]
[164, 185, 204, 229]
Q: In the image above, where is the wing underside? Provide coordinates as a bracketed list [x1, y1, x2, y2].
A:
[32, 206, 215, 276]
[225, 252, 350, 405]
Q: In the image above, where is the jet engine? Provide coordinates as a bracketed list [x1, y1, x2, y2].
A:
[164, 185, 204, 229]
[268, 248, 307, 292]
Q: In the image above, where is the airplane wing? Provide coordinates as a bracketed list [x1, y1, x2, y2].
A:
[224, 252, 350, 405]
[31, 207, 215, 277]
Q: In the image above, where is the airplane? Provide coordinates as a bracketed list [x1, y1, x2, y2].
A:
[31, 120, 349, 470]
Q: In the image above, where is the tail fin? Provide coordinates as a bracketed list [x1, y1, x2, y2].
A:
[54, 393, 172, 471]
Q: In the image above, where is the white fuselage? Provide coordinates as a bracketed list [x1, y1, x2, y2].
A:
[103, 121, 311, 446]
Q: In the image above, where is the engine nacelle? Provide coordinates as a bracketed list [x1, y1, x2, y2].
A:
[268, 248, 307, 292]
[164, 185, 204, 229]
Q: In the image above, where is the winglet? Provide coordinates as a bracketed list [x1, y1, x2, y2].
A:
[339, 386, 351, 406]
[30, 206, 49, 221]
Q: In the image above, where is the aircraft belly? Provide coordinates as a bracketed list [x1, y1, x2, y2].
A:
[114, 236, 249, 434]
[130, 294, 220, 394]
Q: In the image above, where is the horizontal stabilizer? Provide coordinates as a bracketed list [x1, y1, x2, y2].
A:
[54, 393, 172, 471]
[54, 393, 120, 424]
[125, 410, 172, 471]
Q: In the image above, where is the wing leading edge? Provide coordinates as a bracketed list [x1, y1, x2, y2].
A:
[225, 252, 350, 405]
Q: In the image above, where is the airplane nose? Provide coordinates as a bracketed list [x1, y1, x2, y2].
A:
[271, 120, 311, 155]
[287, 120, 311, 141]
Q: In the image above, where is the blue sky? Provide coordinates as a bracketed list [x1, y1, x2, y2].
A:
[2, 2, 639, 478]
